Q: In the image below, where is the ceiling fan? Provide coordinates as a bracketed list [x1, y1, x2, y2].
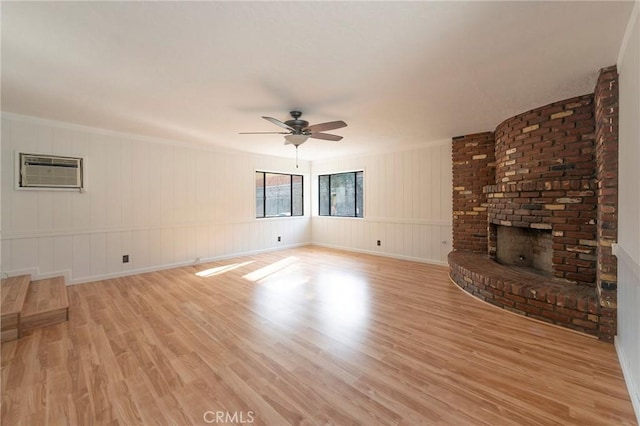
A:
[240, 110, 347, 146]
[240, 111, 347, 167]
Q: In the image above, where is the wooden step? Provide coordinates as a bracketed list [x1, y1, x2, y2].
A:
[0, 275, 31, 341]
[21, 277, 69, 334]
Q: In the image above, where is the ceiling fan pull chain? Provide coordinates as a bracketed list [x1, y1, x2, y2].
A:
[296, 145, 299, 168]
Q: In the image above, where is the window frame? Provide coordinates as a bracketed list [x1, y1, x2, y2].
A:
[318, 170, 364, 218]
[255, 171, 304, 219]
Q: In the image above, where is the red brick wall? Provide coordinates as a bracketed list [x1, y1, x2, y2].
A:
[451, 133, 495, 253]
[494, 94, 595, 183]
[594, 65, 619, 340]
[485, 95, 599, 287]
[485, 178, 598, 287]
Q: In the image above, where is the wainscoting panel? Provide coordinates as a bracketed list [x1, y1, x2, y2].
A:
[616, 244, 640, 420]
[312, 218, 451, 265]
[617, 5, 640, 422]
[310, 140, 452, 265]
[1, 114, 312, 284]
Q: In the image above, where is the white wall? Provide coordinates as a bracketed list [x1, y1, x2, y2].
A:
[310, 141, 452, 265]
[616, 1, 640, 421]
[0, 114, 311, 284]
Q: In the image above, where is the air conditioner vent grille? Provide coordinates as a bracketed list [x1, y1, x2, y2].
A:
[18, 153, 84, 189]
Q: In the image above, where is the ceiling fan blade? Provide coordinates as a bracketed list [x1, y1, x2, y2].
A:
[309, 132, 343, 141]
[239, 131, 289, 134]
[262, 116, 294, 131]
[305, 120, 347, 133]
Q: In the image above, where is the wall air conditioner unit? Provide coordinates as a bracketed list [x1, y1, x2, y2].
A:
[17, 153, 84, 190]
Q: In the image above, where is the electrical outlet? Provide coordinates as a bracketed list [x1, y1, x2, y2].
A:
[277, 236, 282, 242]
[377, 240, 381, 246]
[122, 255, 129, 263]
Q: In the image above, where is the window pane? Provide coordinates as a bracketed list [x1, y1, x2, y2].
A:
[331, 172, 355, 217]
[330, 173, 344, 215]
[345, 173, 356, 216]
[319, 175, 330, 216]
[256, 172, 264, 218]
[256, 171, 302, 219]
[265, 173, 292, 217]
[318, 171, 364, 218]
[292, 175, 303, 216]
[356, 171, 364, 218]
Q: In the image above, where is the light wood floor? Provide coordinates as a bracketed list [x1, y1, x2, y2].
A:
[1, 246, 636, 425]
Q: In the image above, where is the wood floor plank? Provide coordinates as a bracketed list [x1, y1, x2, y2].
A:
[1, 246, 637, 425]
[1, 275, 31, 342]
[1, 275, 31, 316]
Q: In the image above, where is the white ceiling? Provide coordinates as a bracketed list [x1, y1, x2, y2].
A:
[1, 1, 634, 161]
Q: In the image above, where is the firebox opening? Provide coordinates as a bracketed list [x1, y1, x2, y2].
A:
[496, 226, 553, 275]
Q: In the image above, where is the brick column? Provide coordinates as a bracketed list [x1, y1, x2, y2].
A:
[594, 65, 619, 341]
[452, 132, 495, 253]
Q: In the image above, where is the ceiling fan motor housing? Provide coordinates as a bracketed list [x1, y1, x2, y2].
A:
[285, 111, 309, 134]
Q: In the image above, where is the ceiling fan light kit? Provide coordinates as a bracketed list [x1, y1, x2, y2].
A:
[240, 111, 347, 167]
[284, 134, 310, 146]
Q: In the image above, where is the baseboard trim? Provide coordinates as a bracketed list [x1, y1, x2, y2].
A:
[309, 242, 448, 267]
[1, 268, 72, 285]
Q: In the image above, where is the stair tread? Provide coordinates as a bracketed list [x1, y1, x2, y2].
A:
[1, 275, 31, 316]
[22, 277, 69, 317]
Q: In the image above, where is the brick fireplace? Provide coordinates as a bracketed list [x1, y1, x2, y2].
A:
[449, 66, 619, 340]
[495, 227, 553, 274]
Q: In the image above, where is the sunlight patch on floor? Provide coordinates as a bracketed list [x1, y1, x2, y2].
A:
[242, 256, 299, 282]
[195, 261, 254, 277]
[316, 271, 370, 340]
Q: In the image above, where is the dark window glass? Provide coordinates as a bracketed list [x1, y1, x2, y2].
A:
[319, 175, 330, 216]
[318, 171, 364, 218]
[256, 172, 264, 218]
[256, 171, 303, 218]
[356, 171, 364, 218]
[292, 175, 303, 216]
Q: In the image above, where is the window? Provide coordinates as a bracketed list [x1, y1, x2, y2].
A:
[256, 171, 303, 218]
[318, 171, 363, 217]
